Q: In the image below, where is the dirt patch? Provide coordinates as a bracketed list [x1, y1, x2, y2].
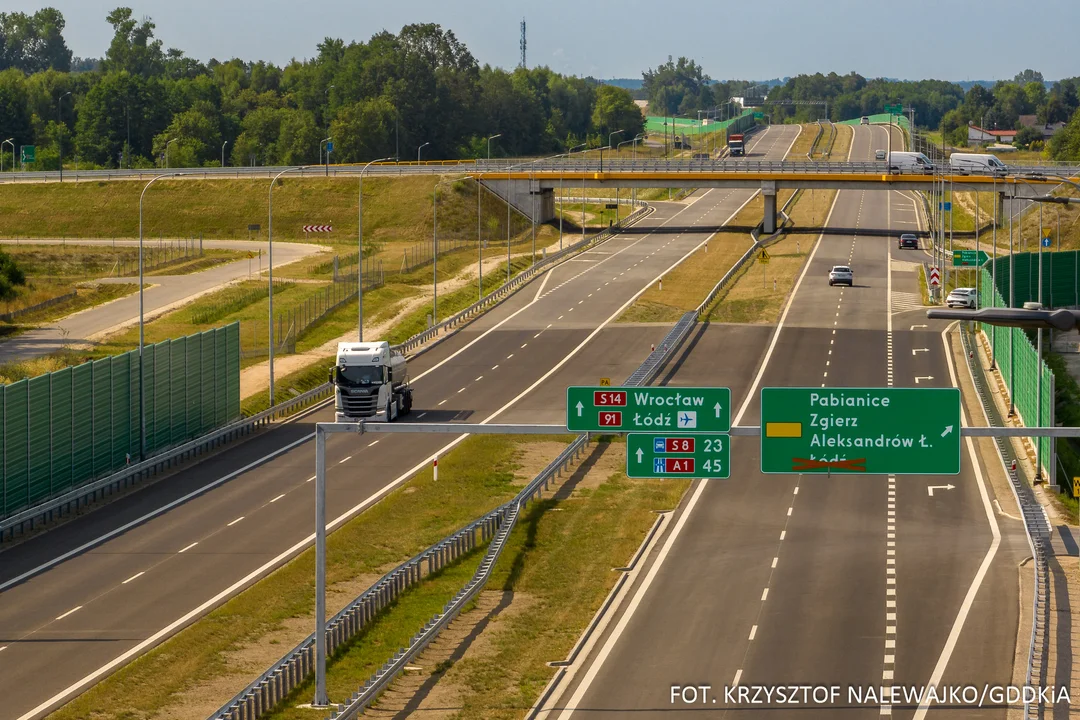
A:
[511, 441, 624, 498]
[512, 442, 573, 486]
[151, 570, 389, 720]
[361, 590, 538, 719]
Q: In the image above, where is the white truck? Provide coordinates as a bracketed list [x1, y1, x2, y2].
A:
[948, 152, 1009, 175]
[887, 151, 935, 174]
[330, 341, 413, 422]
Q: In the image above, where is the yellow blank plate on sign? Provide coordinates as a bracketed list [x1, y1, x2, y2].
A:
[766, 422, 802, 438]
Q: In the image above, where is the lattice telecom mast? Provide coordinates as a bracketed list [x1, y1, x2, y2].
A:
[519, 18, 526, 68]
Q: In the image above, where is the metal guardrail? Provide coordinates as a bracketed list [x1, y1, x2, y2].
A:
[0, 291, 77, 322]
[0, 203, 652, 544]
[822, 122, 838, 159]
[207, 310, 700, 720]
[695, 187, 802, 318]
[807, 121, 824, 160]
[960, 324, 1050, 720]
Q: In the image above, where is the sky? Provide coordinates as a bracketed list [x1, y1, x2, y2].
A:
[8, 0, 1080, 82]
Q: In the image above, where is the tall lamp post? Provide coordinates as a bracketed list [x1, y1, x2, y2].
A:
[221, 140, 228, 168]
[607, 130, 624, 219]
[57, 91, 71, 181]
[165, 138, 177, 169]
[267, 165, 311, 407]
[358, 156, 394, 340]
[417, 141, 430, 164]
[1, 138, 12, 172]
[138, 173, 182, 460]
[486, 133, 501, 161]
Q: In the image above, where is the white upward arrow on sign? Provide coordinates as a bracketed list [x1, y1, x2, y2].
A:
[635, 448, 644, 463]
[576, 402, 584, 417]
[714, 402, 723, 418]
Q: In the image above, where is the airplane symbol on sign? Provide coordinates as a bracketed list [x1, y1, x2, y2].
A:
[678, 411, 697, 428]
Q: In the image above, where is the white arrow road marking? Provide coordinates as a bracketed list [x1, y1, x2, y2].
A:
[915, 376, 934, 383]
[911, 324, 928, 330]
[912, 348, 929, 355]
[927, 485, 956, 496]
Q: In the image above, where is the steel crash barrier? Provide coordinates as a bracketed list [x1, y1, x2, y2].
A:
[0, 204, 651, 543]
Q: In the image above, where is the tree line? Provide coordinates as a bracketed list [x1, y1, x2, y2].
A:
[0, 7, 644, 170]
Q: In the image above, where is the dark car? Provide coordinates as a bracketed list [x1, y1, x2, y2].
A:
[898, 234, 918, 249]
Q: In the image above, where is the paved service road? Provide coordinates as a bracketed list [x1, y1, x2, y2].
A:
[540, 124, 1030, 720]
[0, 126, 802, 720]
[0, 238, 324, 364]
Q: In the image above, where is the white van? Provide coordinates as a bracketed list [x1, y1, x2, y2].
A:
[888, 151, 935, 174]
[949, 153, 1009, 175]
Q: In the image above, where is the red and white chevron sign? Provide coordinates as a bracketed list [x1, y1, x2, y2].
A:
[303, 224, 332, 233]
[929, 267, 940, 286]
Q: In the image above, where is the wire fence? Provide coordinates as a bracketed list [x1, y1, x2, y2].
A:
[113, 235, 207, 276]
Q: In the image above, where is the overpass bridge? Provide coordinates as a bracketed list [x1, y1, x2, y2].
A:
[1, 158, 1074, 234]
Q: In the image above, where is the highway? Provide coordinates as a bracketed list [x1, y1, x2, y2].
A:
[0, 126, 802, 719]
[540, 124, 1031, 719]
[0, 238, 323, 364]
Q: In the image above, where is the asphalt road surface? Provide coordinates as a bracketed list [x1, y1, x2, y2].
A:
[0, 126, 802, 719]
[0, 238, 323, 364]
[540, 124, 1031, 720]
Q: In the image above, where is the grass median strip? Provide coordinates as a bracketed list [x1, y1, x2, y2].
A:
[360, 441, 690, 719]
[46, 433, 574, 720]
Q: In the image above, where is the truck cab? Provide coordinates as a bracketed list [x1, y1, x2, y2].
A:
[331, 341, 413, 422]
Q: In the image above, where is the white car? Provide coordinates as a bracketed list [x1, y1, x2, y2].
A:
[875, 149, 886, 160]
[829, 265, 853, 287]
[946, 287, 978, 308]
[861, 116, 870, 125]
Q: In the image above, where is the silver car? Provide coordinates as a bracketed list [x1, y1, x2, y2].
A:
[829, 265, 853, 286]
[946, 287, 977, 308]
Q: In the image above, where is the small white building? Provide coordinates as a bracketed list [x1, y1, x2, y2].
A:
[968, 123, 1017, 147]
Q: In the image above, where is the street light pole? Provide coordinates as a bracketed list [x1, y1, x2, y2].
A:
[320, 137, 331, 177]
[138, 173, 182, 460]
[165, 138, 177, 169]
[58, 91, 71, 181]
[1, 138, 12, 173]
[417, 142, 430, 164]
[268, 165, 309, 407]
[487, 133, 501, 161]
[358, 157, 393, 341]
[221, 140, 228, 168]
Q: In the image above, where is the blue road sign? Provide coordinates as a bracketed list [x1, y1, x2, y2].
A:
[326, 141, 334, 153]
[654, 437, 666, 452]
[938, 202, 952, 212]
[1043, 237, 1052, 248]
[653, 458, 665, 473]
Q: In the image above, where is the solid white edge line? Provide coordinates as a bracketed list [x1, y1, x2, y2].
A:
[18, 185, 732, 720]
[909, 322, 1001, 720]
[0, 433, 314, 594]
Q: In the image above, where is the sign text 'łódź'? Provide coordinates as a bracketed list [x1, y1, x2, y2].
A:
[626, 433, 729, 479]
[566, 386, 731, 433]
[760, 387, 961, 475]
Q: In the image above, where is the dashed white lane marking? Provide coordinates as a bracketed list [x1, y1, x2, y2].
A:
[339, 456, 352, 464]
[884, 229, 896, 716]
[0, 646, 7, 652]
[178, 542, 198, 553]
[56, 606, 82, 621]
[771, 557, 778, 568]
[507, 353, 514, 359]
[438, 400, 447, 406]
[546, 323, 552, 329]
[780, 530, 786, 540]
[491, 365, 499, 370]
[457, 387, 466, 393]
[732, 669, 743, 687]
[534, 333, 541, 339]
[558, 315, 564, 320]
[761, 588, 769, 601]
[307, 475, 316, 482]
[270, 494, 285, 503]
[122, 572, 145, 585]
[521, 343, 528, 348]
[227, 516, 245, 527]
[475, 376, 483, 382]
[749, 625, 758, 640]
[416, 413, 427, 419]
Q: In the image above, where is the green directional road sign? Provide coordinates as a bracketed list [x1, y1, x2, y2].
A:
[626, 433, 730, 479]
[753, 112, 764, 119]
[566, 386, 731, 433]
[20, 145, 35, 163]
[952, 249, 990, 267]
[885, 104, 903, 114]
[760, 387, 961, 475]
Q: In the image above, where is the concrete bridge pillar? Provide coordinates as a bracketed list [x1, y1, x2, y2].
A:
[479, 178, 555, 224]
[762, 181, 778, 235]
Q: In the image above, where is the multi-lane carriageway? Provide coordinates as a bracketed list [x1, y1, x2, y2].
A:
[0, 127, 802, 718]
[539, 127, 1032, 718]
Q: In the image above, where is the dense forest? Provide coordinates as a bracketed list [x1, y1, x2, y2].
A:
[4, 8, 1080, 168]
[0, 8, 644, 170]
